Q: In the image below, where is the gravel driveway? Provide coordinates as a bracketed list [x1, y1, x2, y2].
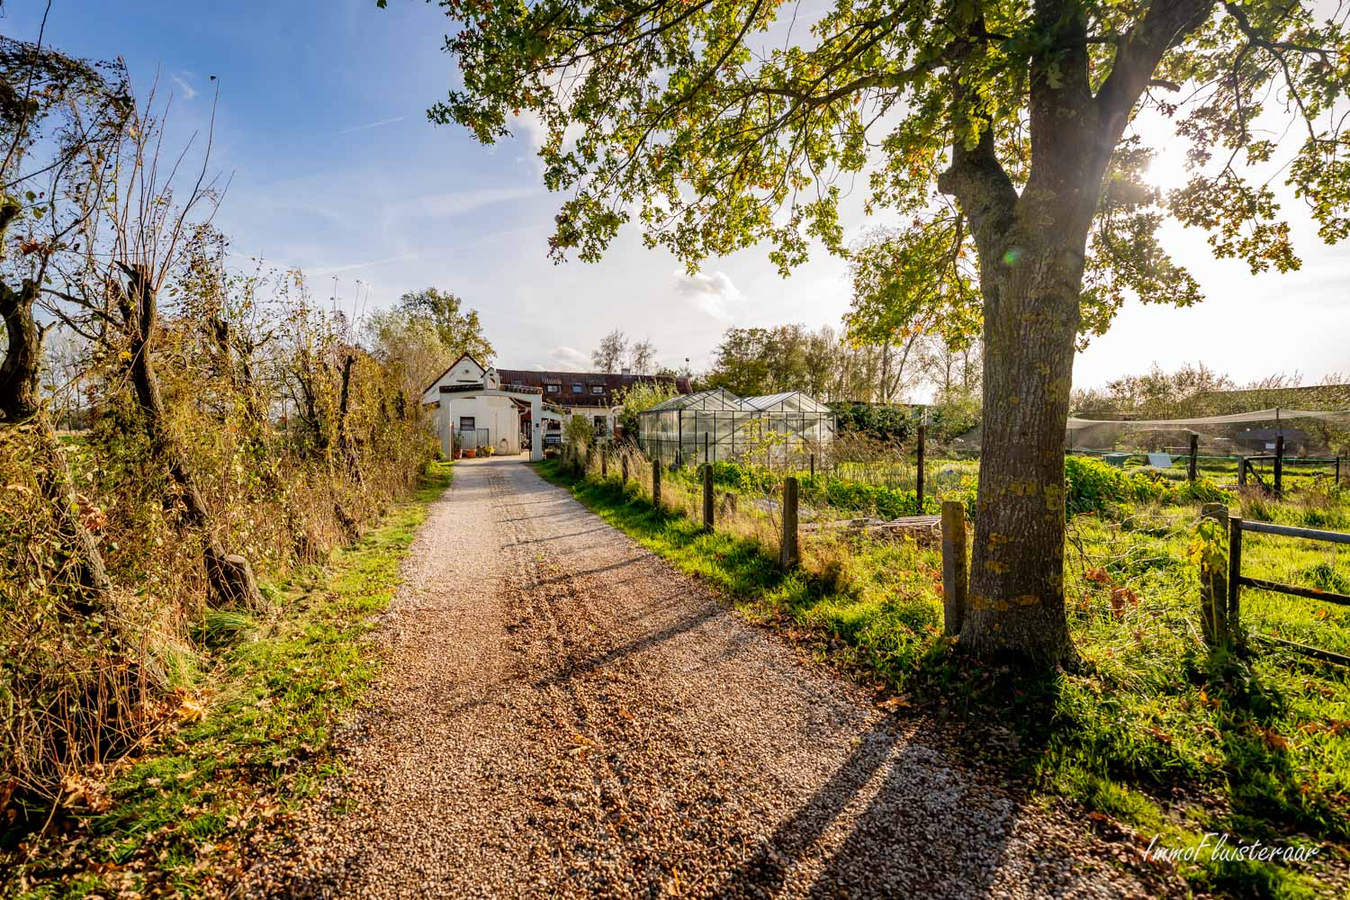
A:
[243, 457, 1168, 898]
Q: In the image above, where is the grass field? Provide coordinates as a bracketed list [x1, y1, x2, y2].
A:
[1, 462, 453, 899]
[541, 453, 1350, 897]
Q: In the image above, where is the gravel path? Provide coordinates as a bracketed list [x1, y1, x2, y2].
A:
[243, 457, 1170, 898]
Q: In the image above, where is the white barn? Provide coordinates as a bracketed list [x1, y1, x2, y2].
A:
[421, 355, 551, 461]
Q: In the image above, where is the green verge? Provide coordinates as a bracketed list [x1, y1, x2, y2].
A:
[536, 458, 1349, 899]
[2, 461, 453, 899]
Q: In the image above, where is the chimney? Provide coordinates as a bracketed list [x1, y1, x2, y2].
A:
[621, 367, 631, 375]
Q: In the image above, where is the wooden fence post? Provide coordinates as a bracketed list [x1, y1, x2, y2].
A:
[1274, 434, 1284, 497]
[810, 453, 816, 480]
[1188, 433, 1198, 483]
[916, 423, 926, 511]
[702, 464, 714, 532]
[941, 501, 968, 637]
[652, 459, 662, 508]
[1237, 455, 1247, 487]
[1227, 516, 1243, 630]
[779, 476, 799, 570]
[621, 454, 629, 485]
[1199, 502, 1230, 647]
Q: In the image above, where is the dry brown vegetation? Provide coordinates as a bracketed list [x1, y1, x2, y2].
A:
[0, 51, 438, 832]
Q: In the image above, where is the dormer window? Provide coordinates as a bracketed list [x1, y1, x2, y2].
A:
[547, 384, 559, 393]
[590, 385, 605, 395]
[572, 383, 583, 394]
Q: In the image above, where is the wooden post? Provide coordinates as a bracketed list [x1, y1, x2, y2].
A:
[779, 476, 799, 570]
[704, 432, 709, 464]
[1228, 516, 1243, 629]
[1188, 433, 1198, 483]
[810, 453, 815, 480]
[702, 464, 714, 532]
[1237, 455, 1247, 487]
[621, 454, 629, 485]
[915, 423, 926, 511]
[941, 501, 968, 637]
[1336, 456, 1342, 486]
[652, 459, 662, 508]
[1274, 434, 1284, 497]
[1199, 502, 1229, 647]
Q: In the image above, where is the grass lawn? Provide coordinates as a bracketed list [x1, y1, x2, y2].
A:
[1, 461, 453, 899]
[538, 456, 1350, 898]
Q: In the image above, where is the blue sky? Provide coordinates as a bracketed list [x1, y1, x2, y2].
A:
[8, 0, 1348, 393]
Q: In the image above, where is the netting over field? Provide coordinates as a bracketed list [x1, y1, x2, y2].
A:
[1064, 407, 1350, 489]
[638, 388, 835, 467]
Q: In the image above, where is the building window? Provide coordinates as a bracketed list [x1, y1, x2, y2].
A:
[459, 416, 476, 431]
[590, 385, 604, 395]
[594, 416, 607, 434]
[572, 383, 583, 394]
[546, 384, 559, 393]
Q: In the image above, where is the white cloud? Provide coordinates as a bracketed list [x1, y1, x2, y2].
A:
[510, 110, 585, 154]
[309, 252, 418, 277]
[548, 345, 591, 369]
[337, 115, 406, 135]
[171, 73, 198, 101]
[401, 186, 537, 220]
[672, 269, 744, 320]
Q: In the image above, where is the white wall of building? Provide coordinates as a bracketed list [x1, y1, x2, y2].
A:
[433, 394, 521, 456]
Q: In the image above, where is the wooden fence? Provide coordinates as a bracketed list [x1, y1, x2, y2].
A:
[1199, 504, 1350, 666]
[566, 447, 1346, 656]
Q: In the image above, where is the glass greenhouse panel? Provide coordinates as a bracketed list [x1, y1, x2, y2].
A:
[638, 387, 835, 469]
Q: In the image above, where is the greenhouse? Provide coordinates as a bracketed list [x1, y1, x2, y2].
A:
[638, 388, 835, 467]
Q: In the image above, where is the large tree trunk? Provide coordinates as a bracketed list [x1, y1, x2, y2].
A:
[118, 264, 265, 610]
[939, 4, 1100, 668]
[959, 229, 1084, 667]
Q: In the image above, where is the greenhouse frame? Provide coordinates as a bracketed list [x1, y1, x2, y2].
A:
[637, 388, 836, 467]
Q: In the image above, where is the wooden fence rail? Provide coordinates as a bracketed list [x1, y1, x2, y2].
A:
[1225, 513, 1350, 666]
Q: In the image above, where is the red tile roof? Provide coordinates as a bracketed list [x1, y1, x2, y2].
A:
[496, 369, 691, 408]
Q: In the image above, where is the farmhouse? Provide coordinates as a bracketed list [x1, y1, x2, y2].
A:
[422, 355, 692, 459]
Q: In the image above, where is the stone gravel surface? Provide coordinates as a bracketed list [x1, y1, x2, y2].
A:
[242, 457, 1174, 898]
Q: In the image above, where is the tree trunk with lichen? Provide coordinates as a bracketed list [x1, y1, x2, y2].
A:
[958, 229, 1082, 667]
[937, 1, 1101, 668]
[118, 264, 265, 610]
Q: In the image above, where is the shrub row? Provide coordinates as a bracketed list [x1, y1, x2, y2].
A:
[1064, 455, 1231, 516]
[678, 456, 1229, 522]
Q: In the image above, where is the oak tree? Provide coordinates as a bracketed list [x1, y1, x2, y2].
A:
[414, 0, 1350, 666]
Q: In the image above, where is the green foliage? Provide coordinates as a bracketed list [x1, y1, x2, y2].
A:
[564, 413, 595, 447]
[393, 287, 494, 367]
[929, 386, 982, 442]
[614, 379, 681, 436]
[695, 459, 957, 518]
[1065, 455, 1232, 517]
[844, 222, 982, 355]
[829, 402, 915, 442]
[420, 0, 1350, 333]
